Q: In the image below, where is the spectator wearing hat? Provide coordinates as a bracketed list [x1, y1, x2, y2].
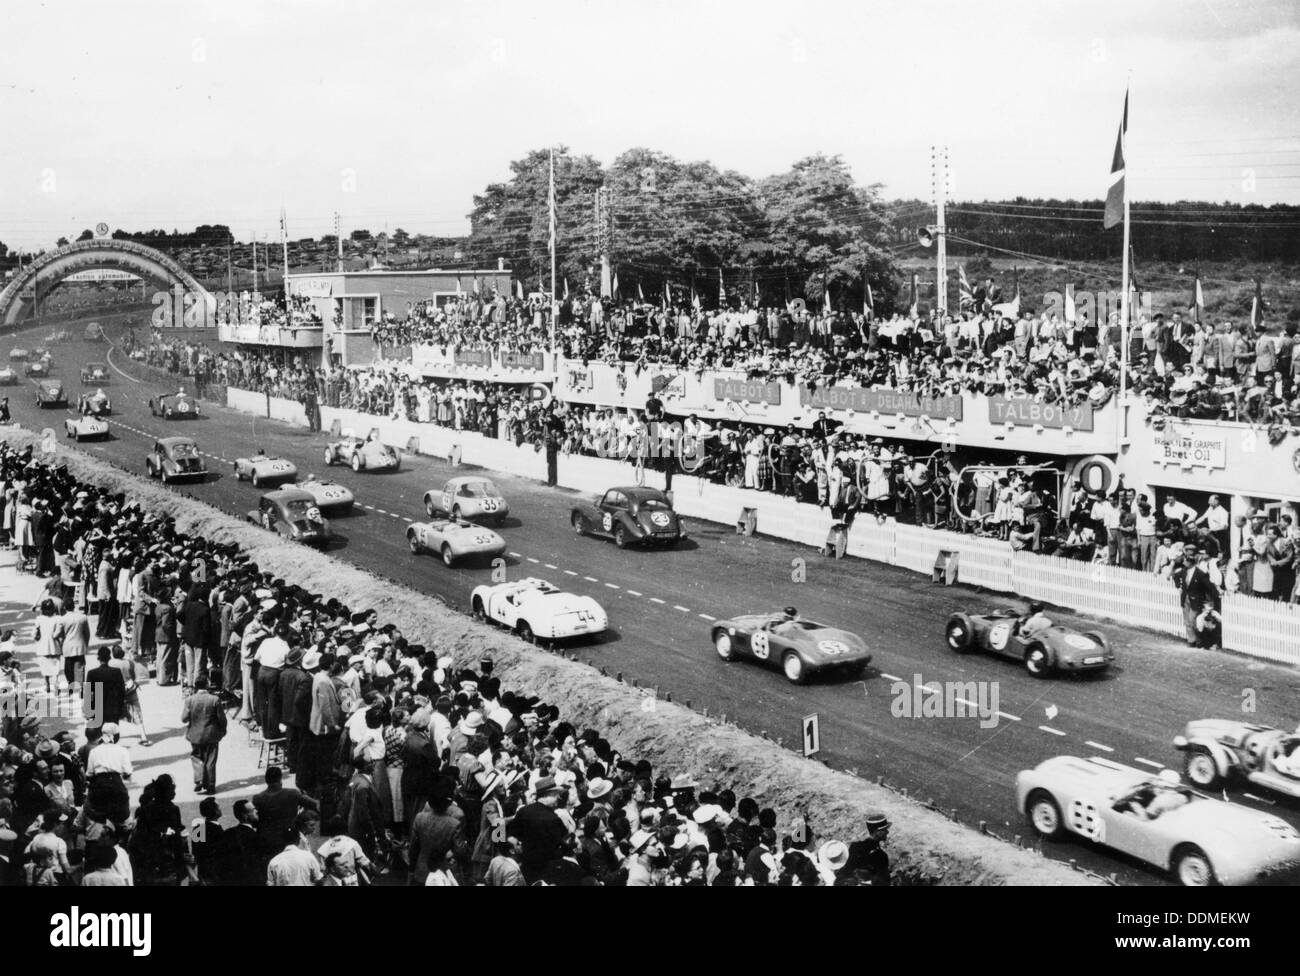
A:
[58, 595, 91, 691]
[483, 836, 525, 886]
[153, 581, 179, 686]
[252, 765, 318, 862]
[512, 775, 568, 884]
[624, 828, 662, 886]
[182, 674, 227, 795]
[179, 582, 212, 692]
[408, 776, 468, 885]
[278, 647, 312, 773]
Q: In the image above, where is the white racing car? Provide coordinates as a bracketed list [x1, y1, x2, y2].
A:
[324, 430, 401, 472]
[295, 477, 355, 516]
[232, 453, 298, 488]
[405, 517, 506, 566]
[470, 577, 608, 645]
[426, 476, 509, 525]
[65, 415, 110, 442]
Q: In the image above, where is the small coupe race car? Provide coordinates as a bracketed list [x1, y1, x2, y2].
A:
[247, 489, 331, 546]
[295, 477, 355, 516]
[148, 390, 200, 419]
[25, 358, 51, 378]
[78, 389, 111, 417]
[426, 476, 509, 525]
[232, 453, 298, 488]
[0, 366, 18, 386]
[1017, 755, 1300, 886]
[470, 578, 608, 644]
[944, 607, 1113, 677]
[711, 609, 872, 684]
[406, 517, 505, 567]
[64, 415, 109, 442]
[145, 436, 208, 484]
[324, 430, 400, 472]
[570, 486, 685, 548]
[8, 348, 28, 362]
[81, 363, 110, 385]
[35, 380, 67, 408]
[1174, 719, 1300, 798]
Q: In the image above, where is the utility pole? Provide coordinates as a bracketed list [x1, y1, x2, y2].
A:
[334, 212, 343, 272]
[932, 145, 949, 317]
[595, 185, 612, 298]
[252, 231, 258, 297]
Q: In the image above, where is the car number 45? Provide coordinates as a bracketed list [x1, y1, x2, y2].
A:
[1067, 799, 1105, 842]
[751, 630, 770, 660]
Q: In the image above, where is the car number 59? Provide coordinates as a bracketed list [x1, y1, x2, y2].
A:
[751, 630, 770, 660]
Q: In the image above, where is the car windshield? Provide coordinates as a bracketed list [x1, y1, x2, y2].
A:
[170, 443, 198, 459]
[284, 499, 315, 518]
[458, 481, 495, 497]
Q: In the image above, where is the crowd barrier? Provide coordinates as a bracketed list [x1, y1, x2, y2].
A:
[223, 387, 1300, 668]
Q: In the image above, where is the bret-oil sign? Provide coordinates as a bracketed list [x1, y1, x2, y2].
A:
[1155, 431, 1227, 469]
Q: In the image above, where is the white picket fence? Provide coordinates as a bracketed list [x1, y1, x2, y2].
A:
[224, 388, 1300, 667]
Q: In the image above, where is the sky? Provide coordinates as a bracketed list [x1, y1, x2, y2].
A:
[1, 0, 1298, 249]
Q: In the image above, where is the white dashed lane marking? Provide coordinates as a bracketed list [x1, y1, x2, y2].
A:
[544, 564, 557, 570]
[879, 672, 903, 682]
[625, 590, 642, 597]
[526, 557, 539, 564]
[603, 583, 619, 589]
[1085, 741, 1114, 753]
[508, 552, 522, 558]
[649, 597, 666, 605]
[698, 613, 716, 621]
[1039, 725, 1066, 736]
[1134, 758, 1165, 769]
[673, 604, 690, 613]
[583, 576, 598, 583]
[563, 570, 577, 576]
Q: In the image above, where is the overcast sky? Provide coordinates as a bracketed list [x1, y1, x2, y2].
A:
[2, 0, 1298, 249]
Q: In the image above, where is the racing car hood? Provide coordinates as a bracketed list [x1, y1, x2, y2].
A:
[523, 590, 601, 613]
[300, 481, 352, 502]
[447, 524, 504, 546]
[1042, 626, 1110, 661]
[1181, 719, 1279, 744]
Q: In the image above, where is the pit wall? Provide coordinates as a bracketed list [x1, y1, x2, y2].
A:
[1, 427, 1093, 886]
[222, 389, 1300, 667]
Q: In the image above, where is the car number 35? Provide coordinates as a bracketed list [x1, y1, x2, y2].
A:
[750, 630, 770, 660]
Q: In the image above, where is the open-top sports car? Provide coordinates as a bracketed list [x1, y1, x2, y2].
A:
[406, 517, 505, 566]
[35, 380, 67, 408]
[247, 489, 331, 546]
[571, 486, 684, 548]
[145, 436, 207, 484]
[25, 358, 50, 378]
[8, 348, 28, 362]
[944, 608, 1113, 678]
[295, 477, 355, 516]
[45, 330, 70, 345]
[1017, 755, 1300, 886]
[1174, 719, 1300, 798]
[81, 362, 110, 384]
[426, 476, 509, 525]
[78, 389, 111, 416]
[149, 391, 200, 418]
[324, 430, 400, 472]
[0, 366, 18, 386]
[65, 415, 109, 442]
[711, 610, 872, 684]
[470, 578, 608, 644]
[232, 453, 297, 488]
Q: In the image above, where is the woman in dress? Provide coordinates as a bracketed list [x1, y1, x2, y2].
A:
[32, 598, 62, 696]
[95, 551, 119, 639]
[13, 493, 33, 569]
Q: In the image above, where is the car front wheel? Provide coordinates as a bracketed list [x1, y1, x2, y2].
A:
[425, 497, 437, 517]
[517, 620, 535, 644]
[441, 544, 455, 567]
[251, 473, 261, 488]
[946, 614, 975, 652]
[715, 631, 734, 661]
[324, 448, 334, 465]
[1026, 790, 1065, 841]
[1184, 749, 1222, 789]
[782, 652, 806, 684]
[1024, 643, 1051, 678]
[351, 454, 362, 473]
[614, 525, 629, 549]
[571, 512, 586, 536]
[407, 533, 420, 554]
[1173, 845, 1218, 887]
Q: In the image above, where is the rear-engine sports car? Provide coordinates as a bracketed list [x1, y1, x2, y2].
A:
[324, 430, 400, 472]
[427, 476, 509, 525]
[570, 486, 684, 548]
[145, 436, 208, 484]
[711, 609, 872, 684]
[35, 380, 67, 408]
[1174, 719, 1300, 798]
[149, 390, 200, 419]
[25, 358, 51, 378]
[944, 607, 1113, 677]
[406, 517, 505, 566]
[247, 489, 331, 546]
[78, 389, 111, 416]
[470, 578, 608, 644]
[295, 477, 355, 516]
[232, 453, 297, 488]
[65, 415, 109, 442]
[81, 362, 110, 384]
[1017, 755, 1300, 886]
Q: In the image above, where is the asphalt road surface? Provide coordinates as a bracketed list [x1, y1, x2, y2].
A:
[11, 327, 1300, 886]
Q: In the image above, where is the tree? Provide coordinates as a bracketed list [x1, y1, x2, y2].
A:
[77, 229, 94, 242]
[350, 229, 372, 242]
[56, 237, 70, 247]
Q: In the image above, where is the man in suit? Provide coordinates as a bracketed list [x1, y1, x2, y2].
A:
[341, 756, 385, 862]
[182, 673, 227, 794]
[218, 799, 263, 886]
[58, 596, 91, 689]
[1177, 544, 1221, 649]
[85, 645, 127, 729]
[277, 648, 312, 774]
[154, 582, 179, 686]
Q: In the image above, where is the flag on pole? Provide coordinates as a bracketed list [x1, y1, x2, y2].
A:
[637, 281, 644, 302]
[909, 274, 919, 317]
[865, 282, 874, 315]
[516, 280, 525, 300]
[563, 277, 569, 299]
[958, 265, 974, 308]
[1251, 279, 1264, 329]
[1064, 283, 1077, 323]
[718, 268, 726, 306]
[691, 287, 700, 311]
[612, 271, 619, 299]
[473, 276, 480, 295]
[753, 279, 760, 305]
[1191, 276, 1204, 324]
[663, 282, 670, 309]
[1103, 89, 1129, 229]
[456, 276, 462, 296]
[548, 156, 557, 257]
[992, 285, 1021, 320]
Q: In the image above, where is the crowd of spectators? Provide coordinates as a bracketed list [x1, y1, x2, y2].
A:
[0, 440, 893, 885]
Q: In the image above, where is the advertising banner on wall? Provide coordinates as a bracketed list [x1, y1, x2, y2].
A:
[987, 397, 1095, 432]
[1154, 429, 1227, 468]
[800, 385, 963, 420]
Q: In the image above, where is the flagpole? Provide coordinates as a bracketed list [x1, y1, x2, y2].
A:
[1118, 95, 1131, 448]
[281, 207, 290, 305]
[549, 147, 558, 355]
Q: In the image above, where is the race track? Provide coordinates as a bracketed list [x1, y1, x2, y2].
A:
[11, 327, 1300, 886]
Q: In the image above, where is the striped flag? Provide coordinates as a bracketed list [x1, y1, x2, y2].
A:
[612, 271, 619, 299]
[691, 287, 700, 311]
[1191, 276, 1204, 324]
[823, 278, 832, 314]
[563, 277, 569, 299]
[456, 276, 462, 296]
[663, 282, 670, 309]
[958, 265, 974, 308]
[1251, 279, 1264, 329]
[1103, 89, 1129, 229]
[753, 279, 760, 305]
[1064, 282, 1077, 323]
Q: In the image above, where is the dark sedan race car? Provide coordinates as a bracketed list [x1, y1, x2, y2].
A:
[246, 489, 331, 546]
[570, 486, 684, 548]
[945, 606, 1113, 677]
[81, 362, 110, 384]
[35, 380, 67, 408]
[711, 608, 872, 684]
